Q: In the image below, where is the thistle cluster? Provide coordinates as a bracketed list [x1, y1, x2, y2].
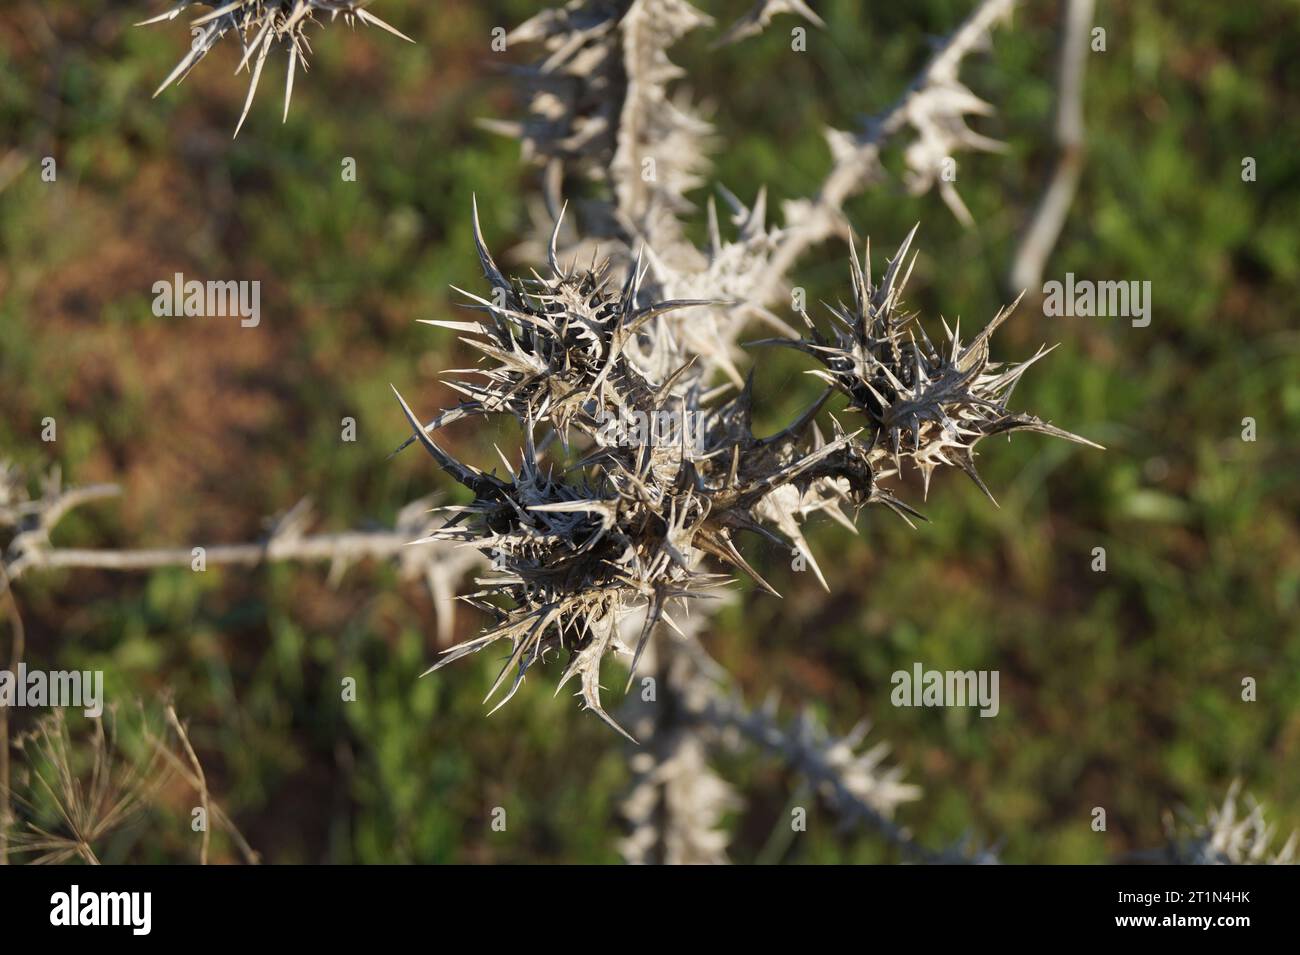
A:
[140, 1, 412, 135]
[395, 207, 864, 736]
[395, 207, 1094, 736]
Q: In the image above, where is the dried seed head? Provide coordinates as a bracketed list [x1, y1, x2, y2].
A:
[3, 709, 168, 865]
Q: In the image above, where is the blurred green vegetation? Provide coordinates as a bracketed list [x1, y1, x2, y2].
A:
[0, 0, 1297, 863]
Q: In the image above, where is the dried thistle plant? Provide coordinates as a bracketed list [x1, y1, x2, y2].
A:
[97, 0, 1129, 863]
[140, 1, 413, 136]
[50, 0, 1287, 867]
[394, 205, 1096, 739]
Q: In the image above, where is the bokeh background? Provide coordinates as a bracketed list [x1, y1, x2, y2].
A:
[1, 0, 1297, 863]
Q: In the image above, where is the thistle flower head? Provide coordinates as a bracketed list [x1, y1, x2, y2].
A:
[755, 226, 1101, 502]
[140, 1, 413, 136]
[413, 201, 712, 445]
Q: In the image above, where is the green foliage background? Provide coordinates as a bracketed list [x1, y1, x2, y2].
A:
[1, 0, 1297, 863]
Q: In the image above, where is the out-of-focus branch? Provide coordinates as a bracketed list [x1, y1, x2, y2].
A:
[618, 637, 739, 864]
[687, 688, 925, 861]
[687, 687, 999, 864]
[715, 0, 824, 47]
[760, 0, 1020, 305]
[1, 465, 481, 645]
[163, 705, 210, 865]
[150, 705, 260, 865]
[616, 597, 992, 865]
[1129, 781, 1298, 866]
[1007, 0, 1094, 294]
